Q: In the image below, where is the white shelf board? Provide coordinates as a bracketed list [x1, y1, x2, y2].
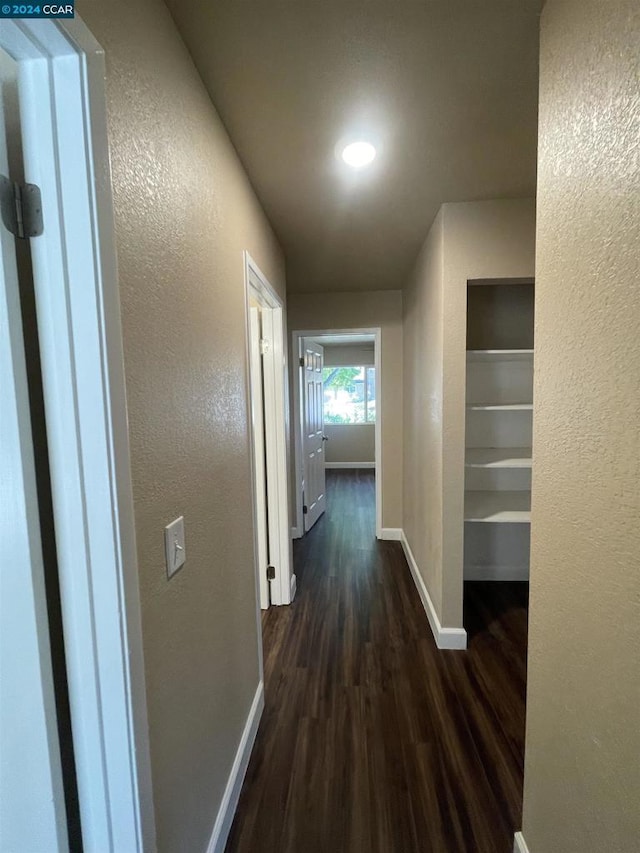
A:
[467, 402, 533, 411]
[464, 491, 531, 523]
[466, 349, 534, 361]
[465, 448, 532, 468]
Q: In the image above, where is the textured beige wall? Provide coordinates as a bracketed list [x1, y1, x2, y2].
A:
[521, 2, 640, 851]
[403, 211, 445, 616]
[442, 199, 535, 625]
[77, 1, 285, 850]
[403, 200, 535, 627]
[288, 291, 402, 528]
[324, 425, 375, 464]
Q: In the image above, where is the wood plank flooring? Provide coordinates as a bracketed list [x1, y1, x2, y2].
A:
[226, 470, 528, 853]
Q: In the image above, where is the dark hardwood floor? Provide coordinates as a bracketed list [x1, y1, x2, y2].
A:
[226, 470, 528, 853]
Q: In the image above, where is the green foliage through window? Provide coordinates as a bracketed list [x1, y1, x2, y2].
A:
[323, 366, 376, 424]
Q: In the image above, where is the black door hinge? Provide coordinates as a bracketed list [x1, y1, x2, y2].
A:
[299, 356, 304, 367]
[0, 174, 43, 239]
[302, 504, 308, 515]
[266, 565, 276, 580]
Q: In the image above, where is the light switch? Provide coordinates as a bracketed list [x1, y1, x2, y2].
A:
[164, 516, 186, 578]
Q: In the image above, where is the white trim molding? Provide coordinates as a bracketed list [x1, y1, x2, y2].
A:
[325, 462, 375, 469]
[206, 682, 265, 853]
[400, 532, 467, 650]
[514, 831, 530, 853]
[380, 528, 403, 541]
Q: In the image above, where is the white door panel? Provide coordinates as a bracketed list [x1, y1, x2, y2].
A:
[302, 340, 326, 531]
[0, 47, 68, 851]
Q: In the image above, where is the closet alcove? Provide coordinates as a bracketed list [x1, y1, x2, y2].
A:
[464, 280, 534, 581]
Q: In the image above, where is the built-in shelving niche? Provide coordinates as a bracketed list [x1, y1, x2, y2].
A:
[464, 280, 534, 581]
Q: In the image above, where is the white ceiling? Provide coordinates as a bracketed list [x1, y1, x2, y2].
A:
[165, 0, 542, 293]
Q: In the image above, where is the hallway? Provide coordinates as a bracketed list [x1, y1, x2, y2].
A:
[226, 470, 528, 853]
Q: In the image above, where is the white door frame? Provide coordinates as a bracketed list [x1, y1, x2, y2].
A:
[247, 306, 270, 611]
[0, 17, 155, 851]
[291, 328, 382, 539]
[244, 252, 294, 606]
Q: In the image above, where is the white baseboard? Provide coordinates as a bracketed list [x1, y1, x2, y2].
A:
[400, 531, 467, 650]
[325, 462, 375, 469]
[291, 525, 303, 539]
[379, 528, 402, 541]
[465, 564, 530, 581]
[290, 573, 297, 601]
[514, 831, 530, 853]
[206, 681, 264, 853]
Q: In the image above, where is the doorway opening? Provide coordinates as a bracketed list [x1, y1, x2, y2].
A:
[291, 328, 382, 542]
[245, 253, 293, 612]
[460, 278, 535, 839]
[462, 279, 534, 822]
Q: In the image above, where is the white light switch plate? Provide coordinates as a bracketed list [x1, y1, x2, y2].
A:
[164, 516, 186, 578]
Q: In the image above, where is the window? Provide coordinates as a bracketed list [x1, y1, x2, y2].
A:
[322, 366, 376, 424]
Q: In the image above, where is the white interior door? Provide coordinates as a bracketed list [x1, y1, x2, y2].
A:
[0, 48, 68, 852]
[302, 340, 326, 531]
[248, 306, 270, 609]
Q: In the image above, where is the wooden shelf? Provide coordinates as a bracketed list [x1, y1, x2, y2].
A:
[466, 349, 534, 362]
[467, 402, 533, 411]
[465, 448, 532, 468]
[464, 491, 531, 523]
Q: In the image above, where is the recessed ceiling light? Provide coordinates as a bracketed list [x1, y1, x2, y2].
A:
[341, 141, 376, 168]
